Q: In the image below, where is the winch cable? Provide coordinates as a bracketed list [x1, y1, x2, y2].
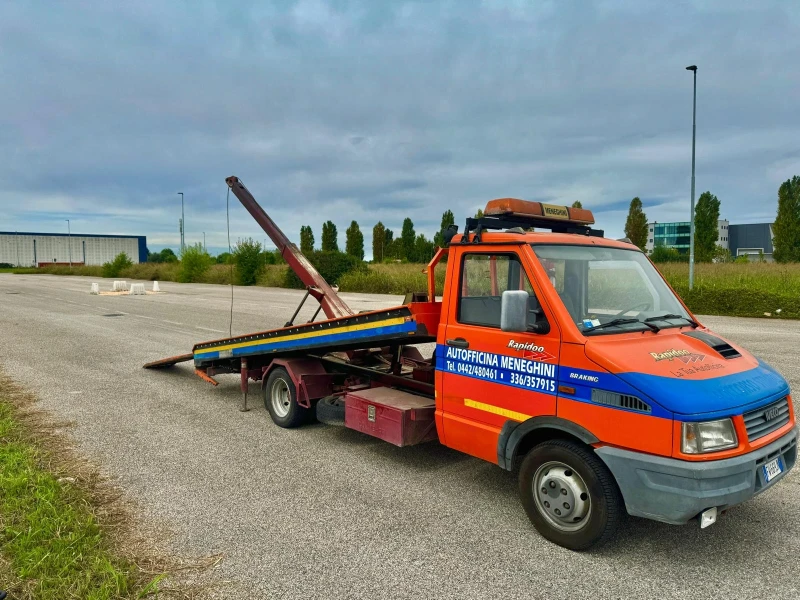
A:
[226, 185, 234, 337]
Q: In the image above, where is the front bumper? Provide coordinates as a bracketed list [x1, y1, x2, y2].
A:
[596, 428, 797, 525]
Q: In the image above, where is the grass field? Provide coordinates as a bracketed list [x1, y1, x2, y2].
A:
[0, 374, 172, 599]
[7, 260, 800, 319]
[657, 262, 800, 318]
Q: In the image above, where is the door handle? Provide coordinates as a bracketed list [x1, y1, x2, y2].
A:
[446, 338, 470, 349]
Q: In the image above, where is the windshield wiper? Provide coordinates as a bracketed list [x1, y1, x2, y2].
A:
[643, 313, 699, 328]
[585, 318, 659, 333]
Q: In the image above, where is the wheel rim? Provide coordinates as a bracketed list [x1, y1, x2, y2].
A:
[533, 461, 592, 532]
[270, 378, 291, 418]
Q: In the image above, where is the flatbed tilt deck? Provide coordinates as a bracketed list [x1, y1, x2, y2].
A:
[145, 177, 796, 550]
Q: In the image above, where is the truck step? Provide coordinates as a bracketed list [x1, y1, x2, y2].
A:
[344, 387, 437, 447]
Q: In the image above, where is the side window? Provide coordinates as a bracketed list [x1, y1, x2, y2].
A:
[458, 253, 544, 328]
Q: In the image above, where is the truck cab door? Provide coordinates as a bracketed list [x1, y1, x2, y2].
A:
[437, 248, 561, 464]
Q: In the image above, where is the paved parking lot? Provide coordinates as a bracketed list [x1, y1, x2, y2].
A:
[1, 273, 799, 599]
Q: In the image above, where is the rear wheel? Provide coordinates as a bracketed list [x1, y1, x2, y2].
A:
[264, 367, 308, 428]
[519, 439, 622, 550]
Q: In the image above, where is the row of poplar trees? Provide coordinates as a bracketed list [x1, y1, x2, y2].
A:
[298, 176, 800, 264]
[298, 213, 457, 263]
[622, 193, 723, 261]
[623, 175, 800, 263]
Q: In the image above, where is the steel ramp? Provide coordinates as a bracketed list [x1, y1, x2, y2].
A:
[143, 353, 194, 369]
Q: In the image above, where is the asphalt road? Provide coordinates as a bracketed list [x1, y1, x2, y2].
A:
[1, 274, 798, 600]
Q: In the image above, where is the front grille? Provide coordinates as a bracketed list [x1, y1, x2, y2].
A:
[744, 397, 790, 441]
[591, 389, 651, 413]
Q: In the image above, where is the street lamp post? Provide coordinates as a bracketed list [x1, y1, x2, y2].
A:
[686, 65, 698, 290]
[203, 232, 206, 251]
[65, 219, 72, 268]
[177, 192, 184, 255]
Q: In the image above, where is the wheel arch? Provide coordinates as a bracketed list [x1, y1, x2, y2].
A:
[261, 358, 333, 408]
[498, 416, 600, 471]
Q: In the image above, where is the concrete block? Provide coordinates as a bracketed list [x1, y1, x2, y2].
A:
[129, 283, 146, 295]
[152, 281, 161, 292]
[90, 283, 100, 295]
[113, 281, 128, 292]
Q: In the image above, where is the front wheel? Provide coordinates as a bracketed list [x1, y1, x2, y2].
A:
[519, 439, 622, 550]
[264, 367, 308, 428]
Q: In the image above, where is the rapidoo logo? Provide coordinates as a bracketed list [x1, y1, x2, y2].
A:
[507, 340, 555, 362]
[508, 340, 544, 352]
[650, 348, 705, 363]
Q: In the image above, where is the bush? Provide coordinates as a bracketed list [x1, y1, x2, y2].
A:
[232, 238, 263, 286]
[256, 265, 287, 288]
[101, 252, 133, 278]
[337, 263, 446, 296]
[200, 264, 233, 285]
[120, 262, 179, 282]
[0, 263, 13, 269]
[178, 244, 213, 283]
[649, 246, 686, 263]
[284, 250, 366, 289]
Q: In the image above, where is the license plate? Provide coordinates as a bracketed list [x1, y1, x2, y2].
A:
[763, 457, 783, 483]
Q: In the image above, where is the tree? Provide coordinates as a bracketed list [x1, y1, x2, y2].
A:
[474, 208, 484, 219]
[624, 197, 648, 250]
[345, 220, 364, 260]
[385, 238, 404, 260]
[384, 228, 394, 252]
[433, 210, 455, 248]
[571, 201, 583, 209]
[147, 247, 178, 263]
[400, 218, 415, 261]
[413, 234, 435, 263]
[216, 251, 231, 264]
[232, 238, 263, 285]
[372, 222, 386, 263]
[179, 243, 213, 283]
[694, 191, 721, 262]
[321, 221, 338, 252]
[773, 176, 800, 263]
[300, 225, 314, 255]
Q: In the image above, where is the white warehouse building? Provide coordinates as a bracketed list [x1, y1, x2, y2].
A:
[0, 232, 147, 267]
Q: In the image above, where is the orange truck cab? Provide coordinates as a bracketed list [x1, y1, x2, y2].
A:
[432, 198, 796, 549]
[151, 184, 796, 551]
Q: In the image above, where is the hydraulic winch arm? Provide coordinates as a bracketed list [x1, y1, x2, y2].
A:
[225, 176, 353, 320]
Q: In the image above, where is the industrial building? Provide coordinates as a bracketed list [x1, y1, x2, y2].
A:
[645, 220, 774, 261]
[0, 232, 147, 267]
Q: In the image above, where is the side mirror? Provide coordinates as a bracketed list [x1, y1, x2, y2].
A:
[501, 290, 529, 332]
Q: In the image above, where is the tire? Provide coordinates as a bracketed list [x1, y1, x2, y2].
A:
[316, 395, 346, 426]
[519, 439, 622, 551]
[264, 367, 308, 428]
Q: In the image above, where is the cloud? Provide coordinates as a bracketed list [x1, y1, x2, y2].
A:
[1, 0, 798, 256]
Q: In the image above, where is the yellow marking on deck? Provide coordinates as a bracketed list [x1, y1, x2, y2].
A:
[195, 316, 408, 355]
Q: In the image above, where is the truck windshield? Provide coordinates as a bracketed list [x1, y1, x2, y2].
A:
[530, 244, 691, 335]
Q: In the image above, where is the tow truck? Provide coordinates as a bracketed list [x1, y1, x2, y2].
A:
[145, 177, 796, 550]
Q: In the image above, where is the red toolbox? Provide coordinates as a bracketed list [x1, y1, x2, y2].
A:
[344, 387, 437, 447]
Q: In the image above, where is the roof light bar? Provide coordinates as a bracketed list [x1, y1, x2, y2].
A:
[484, 198, 595, 226]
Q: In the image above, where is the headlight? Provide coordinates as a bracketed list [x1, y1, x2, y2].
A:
[681, 419, 738, 454]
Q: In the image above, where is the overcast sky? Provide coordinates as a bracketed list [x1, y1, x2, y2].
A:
[2, 0, 798, 256]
